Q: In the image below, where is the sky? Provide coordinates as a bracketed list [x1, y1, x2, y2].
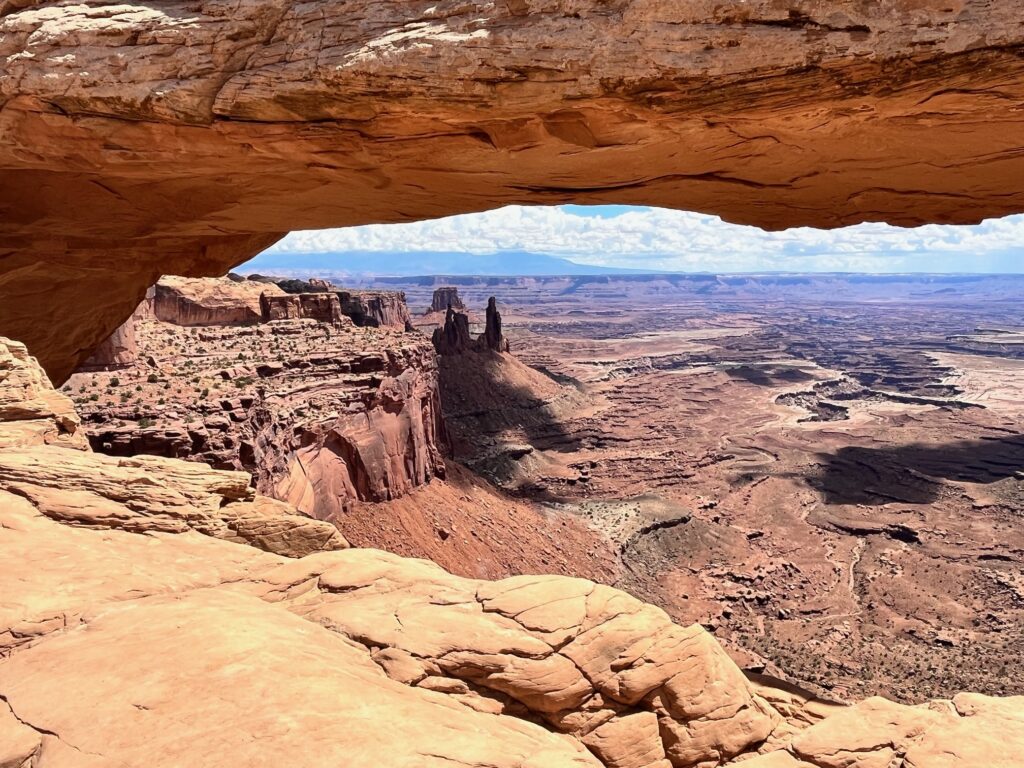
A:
[257, 204, 1024, 274]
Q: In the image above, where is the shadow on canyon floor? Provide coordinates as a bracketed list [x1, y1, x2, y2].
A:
[726, 365, 817, 387]
[817, 434, 1024, 505]
[438, 352, 585, 457]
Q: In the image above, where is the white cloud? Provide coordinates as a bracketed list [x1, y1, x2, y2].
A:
[266, 205, 1024, 273]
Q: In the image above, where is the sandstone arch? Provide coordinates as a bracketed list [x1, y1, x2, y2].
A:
[3, 0, 1024, 379]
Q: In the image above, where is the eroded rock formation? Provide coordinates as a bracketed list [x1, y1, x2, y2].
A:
[337, 290, 414, 329]
[5, 1, 1024, 377]
[66, 277, 447, 520]
[259, 292, 347, 325]
[80, 314, 137, 370]
[433, 307, 475, 355]
[433, 297, 510, 355]
[431, 287, 466, 313]
[484, 296, 509, 353]
[155, 276, 285, 327]
[0, 336, 347, 558]
[3, 334, 1024, 766]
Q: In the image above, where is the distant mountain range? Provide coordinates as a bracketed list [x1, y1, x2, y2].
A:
[242, 250, 654, 276]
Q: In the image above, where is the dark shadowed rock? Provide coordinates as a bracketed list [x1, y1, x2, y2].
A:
[430, 288, 465, 313]
[483, 296, 509, 353]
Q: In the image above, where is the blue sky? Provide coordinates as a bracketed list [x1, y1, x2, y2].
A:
[259, 205, 1024, 273]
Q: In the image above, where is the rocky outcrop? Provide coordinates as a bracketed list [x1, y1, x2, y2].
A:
[433, 307, 475, 356]
[80, 314, 137, 370]
[0, 338, 89, 452]
[259, 292, 348, 325]
[65, 293, 448, 517]
[5, 1, 1024, 378]
[0, 335, 347, 558]
[337, 290, 413, 329]
[263, 341, 448, 512]
[155, 276, 286, 327]
[4, 332, 1024, 765]
[431, 287, 466, 313]
[433, 297, 511, 355]
[484, 296, 510, 353]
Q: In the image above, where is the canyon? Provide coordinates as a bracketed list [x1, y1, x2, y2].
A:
[4, 328, 1024, 767]
[62, 272, 1024, 708]
[389, 273, 1024, 704]
[63, 275, 617, 582]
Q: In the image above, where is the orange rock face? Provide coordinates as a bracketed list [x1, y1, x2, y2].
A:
[4, 1, 1024, 378]
[155, 276, 285, 327]
[2, 332, 1024, 766]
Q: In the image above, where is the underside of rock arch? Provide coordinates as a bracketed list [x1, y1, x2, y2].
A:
[2, 0, 1024, 379]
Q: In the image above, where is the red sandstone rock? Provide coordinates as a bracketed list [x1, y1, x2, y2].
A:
[431, 287, 466, 313]
[337, 290, 413, 329]
[81, 315, 137, 370]
[259, 292, 348, 325]
[66, 278, 448, 518]
[154, 276, 285, 327]
[6, 1, 1024, 377]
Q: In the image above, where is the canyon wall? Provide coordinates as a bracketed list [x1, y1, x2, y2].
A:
[259, 292, 347, 325]
[80, 314, 137, 370]
[337, 291, 414, 329]
[67, 278, 447, 520]
[254, 341, 448, 514]
[154, 276, 285, 327]
[431, 287, 466, 313]
[4, 1, 1024, 378]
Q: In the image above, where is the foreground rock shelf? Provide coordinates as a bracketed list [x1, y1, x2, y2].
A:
[3, 342, 1024, 765]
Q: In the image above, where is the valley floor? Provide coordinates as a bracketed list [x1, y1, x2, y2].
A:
[418, 279, 1024, 703]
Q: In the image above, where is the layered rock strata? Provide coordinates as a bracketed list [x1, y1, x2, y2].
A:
[65, 278, 447, 518]
[5, 333, 1024, 767]
[155, 276, 286, 327]
[433, 297, 510, 355]
[6, 1, 1024, 376]
[433, 307, 475, 355]
[259, 292, 348, 325]
[0, 336, 347, 559]
[484, 296, 510, 353]
[431, 287, 466, 313]
[337, 290, 414, 329]
[80, 315, 137, 370]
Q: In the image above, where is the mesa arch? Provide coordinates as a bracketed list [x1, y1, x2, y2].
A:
[2, 0, 1024, 381]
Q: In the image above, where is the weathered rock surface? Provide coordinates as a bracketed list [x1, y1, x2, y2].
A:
[155, 276, 285, 327]
[80, 314, 137, 370]
[484, 296, 510, 353]
[338, 290, 414, 329]
[3, 332, 1024, 766]
[433, 297, 510, 355]
[5, 0, 1024, 377]
[0, 335, 347, 558]
[431, 287, 466, 313]
[0, 337, 87, 451]
[66, 280, 448, 516]
[433, 306, 476, 355]
[2, 485, 1022, 768]
[259, 291, 348, 325]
